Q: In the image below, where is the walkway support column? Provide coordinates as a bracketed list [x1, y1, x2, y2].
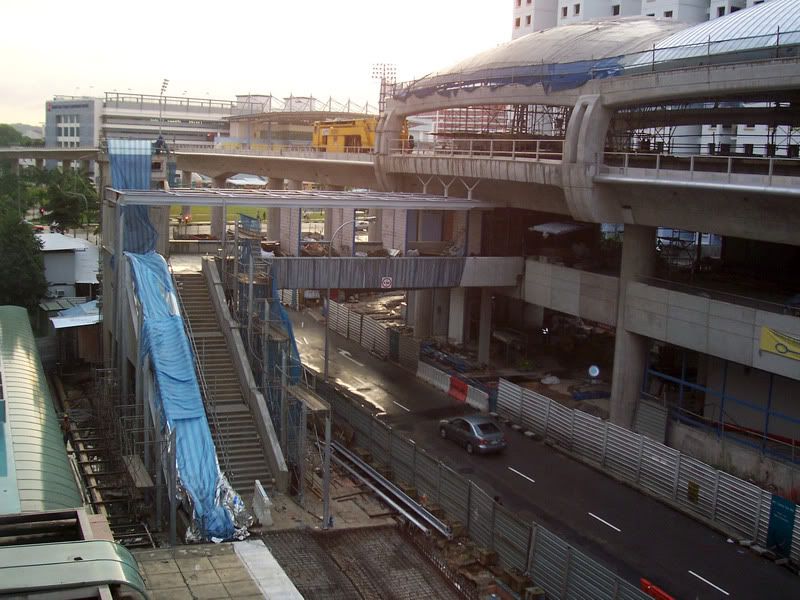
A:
[266, 177, 284, 241]
[448, 287, 467, 345]
[180, 170, 193, 221]
[61, 159, 71, 172]
[610, 225, 657, 428]
[413, 289, 434, 339]
[478, 288, 492, 365]
[210, 175, 227, 240]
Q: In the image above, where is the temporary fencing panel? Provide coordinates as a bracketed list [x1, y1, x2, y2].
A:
[545, 401, 573, 449]
[494, 506, 531, 574]
[531, 527, 571, 600]
[497, 379, 523, 421]
[566, 546, 623, 600]
[467, 483, 495, 552]
[345, 311, 360, 343]
[522, 388, 550, 435]
[361, 315, 389, 356]
[398, 334, 420, 371]
[638, 437, 680, 499]
[633, 398, 668, 444]
[414, 449, 440, 502]
[389, 328, 400, 361]
[675, 454, 718, 519]
[390, 436, 416, 487]
[603, 423, 640, 482]
[715, 471, 763, 540]
[438, 465, 470, 527]
[572, 411, 605, 463]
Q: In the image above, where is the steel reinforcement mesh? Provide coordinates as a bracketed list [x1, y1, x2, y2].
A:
[262, 526, 465, 600]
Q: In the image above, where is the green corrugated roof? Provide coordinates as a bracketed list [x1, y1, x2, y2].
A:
[0, 306, 82, 513]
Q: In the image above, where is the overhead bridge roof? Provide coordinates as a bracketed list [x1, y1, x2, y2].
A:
[107, 188, 493, 210]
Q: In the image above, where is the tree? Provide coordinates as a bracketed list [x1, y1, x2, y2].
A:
[0, 210, 48, 309]
[0, 124, 43, 147]
[44, 169, 98, 228]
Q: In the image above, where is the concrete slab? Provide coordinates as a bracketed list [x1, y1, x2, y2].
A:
[142, 572, 187, 590]
[188, 583, 230, 599]
[215, 567, 252, 583]
[176, 556, 214, 575]
[140, 558, 180, 575]
[222, 579, 263, 596]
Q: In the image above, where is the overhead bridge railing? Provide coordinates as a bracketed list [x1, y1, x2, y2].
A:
[173, 144, 375, 162]
[268, 256, 523, 290]
[389, 137, 564, 161]
[600, 151, 800, 192]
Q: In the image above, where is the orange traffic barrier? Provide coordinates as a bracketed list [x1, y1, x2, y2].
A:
[448, 376, 468, 403]
[640, 578, 675, 600]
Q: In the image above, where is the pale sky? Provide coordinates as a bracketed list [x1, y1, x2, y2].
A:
[0, 0, 509, 125]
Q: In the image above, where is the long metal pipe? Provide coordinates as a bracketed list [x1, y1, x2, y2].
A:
[331, 440, 453, 539]
[328, 452, 431, 536]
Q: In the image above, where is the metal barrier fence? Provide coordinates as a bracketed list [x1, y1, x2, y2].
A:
[328, 300, 394, 359]
[416, 361, 491, 413]
[496, 379, 800, 564]
[317, 381, 649, 600]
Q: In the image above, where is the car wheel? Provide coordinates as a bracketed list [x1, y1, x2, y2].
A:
[439, 427, 447, 439]
[466, 442, 474, 455]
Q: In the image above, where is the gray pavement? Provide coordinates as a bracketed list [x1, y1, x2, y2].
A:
[290, 308, 800, 600]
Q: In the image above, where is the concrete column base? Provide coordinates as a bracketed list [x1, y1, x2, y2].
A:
[448, 287, 467, 345]
[413, 289, 434, 339]
[478, 288, 492, 365]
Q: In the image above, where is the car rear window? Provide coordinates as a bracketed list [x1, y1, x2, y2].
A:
[477, 422, 500, 435]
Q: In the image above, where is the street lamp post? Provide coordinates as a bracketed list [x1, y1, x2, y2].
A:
[158, 78, 170, 138]
[323, 216, 375, 381]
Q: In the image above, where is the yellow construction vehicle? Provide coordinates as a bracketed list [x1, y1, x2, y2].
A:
[311, 117, 408, 153]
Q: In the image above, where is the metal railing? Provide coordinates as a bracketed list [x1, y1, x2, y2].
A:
[318, 380, 649, 599]
[168, 265, 235, 482]
[393, 28, 800, 99]
[172, 143, 375, 161]
[641, 276, 800, 317]
[389, 137, 564, 161]
[495, 378, 800, 564]
[603, 151, 800, 183]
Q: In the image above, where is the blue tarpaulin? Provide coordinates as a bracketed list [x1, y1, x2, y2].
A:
[127, 252, 238, 539]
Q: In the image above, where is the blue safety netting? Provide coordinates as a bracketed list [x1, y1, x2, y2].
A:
[127, 252, 239, 540]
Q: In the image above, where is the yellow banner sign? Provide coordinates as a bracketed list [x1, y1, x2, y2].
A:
[760, 327, 800, 361]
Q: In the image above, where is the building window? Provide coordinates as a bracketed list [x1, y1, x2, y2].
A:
[664, 10, 673, 17]
[717, 6, 725, 17]
[612, 4, 620, 15]
[731, 6, 740, 12]
[562, 6, 568, 17]
[526, 14, 531, 25]
[574, 3, 580, 15]
[515, 17, 521, 27]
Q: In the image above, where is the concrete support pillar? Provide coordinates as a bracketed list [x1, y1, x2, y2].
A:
[478, 288, 492, 366]
[467, 209, 483, 255]
[10, 160, 20, 176]
[413, 289, 434, 340]
[448, 287, 467, 345]
[286, 179, 302, 191]
[80, 159, 91, 174]
[524, 304, 544, 329]
[35, 158, 44, 170]
[61, 159, 71, 172]
[279, 180, 302, 255]
[610, 225, 657, 428]
[367, 209, 383, 243]
[266, 177, 284, 240]
[432, 288, 450, 339]
[210, 175, 227, 240]
[405, 291, 416, 326]
[179, 172, 192, 221]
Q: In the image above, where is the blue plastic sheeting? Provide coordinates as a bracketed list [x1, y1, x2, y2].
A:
[395, 57, 623, 100]
[126, 251, 238, 540]
[106, 139, 158, 255]
[122, 206, 158, 255]
[107, 139, 152, 190]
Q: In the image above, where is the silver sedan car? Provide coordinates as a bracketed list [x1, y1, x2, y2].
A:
[439, 415, 507, 455]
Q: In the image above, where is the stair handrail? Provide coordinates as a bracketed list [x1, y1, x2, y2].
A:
[169, 265, 236, 485]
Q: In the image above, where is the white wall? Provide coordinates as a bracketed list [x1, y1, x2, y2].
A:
[44, 252, 76, 288]
[524, 259, 619, 325]
[625, 281, 800, 380]
[512, 0, 558, 38]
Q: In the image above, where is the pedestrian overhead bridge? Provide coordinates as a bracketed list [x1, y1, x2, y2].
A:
[105, 187, 523, 289]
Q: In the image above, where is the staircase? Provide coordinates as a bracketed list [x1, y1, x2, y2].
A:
[174, 272, 274, 493]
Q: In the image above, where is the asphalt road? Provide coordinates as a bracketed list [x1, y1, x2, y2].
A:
[290, 309, 800, 599]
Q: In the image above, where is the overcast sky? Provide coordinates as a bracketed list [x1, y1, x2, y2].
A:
[0, 0, 509, 125]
